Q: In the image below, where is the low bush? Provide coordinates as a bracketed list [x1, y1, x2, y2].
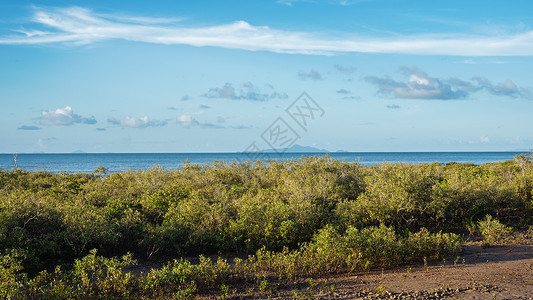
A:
[241, 224, 460, 279]
[477, 215, 512, 245]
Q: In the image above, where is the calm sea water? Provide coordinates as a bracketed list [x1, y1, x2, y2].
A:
[0, 152, 526, 174]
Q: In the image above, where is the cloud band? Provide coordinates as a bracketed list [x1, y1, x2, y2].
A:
[2, 6, 533, 56]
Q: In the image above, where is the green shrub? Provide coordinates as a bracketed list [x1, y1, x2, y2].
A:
[140, 255, 231, 297]
[140, 258, 198, 297]
[477, 215, 512, 245]
[27, 266, 76, 299]
[346, 163, 439, 228]
[71, 249, 137, 297]
[246, 224, 461, 278]
[0, 250, 27, 299]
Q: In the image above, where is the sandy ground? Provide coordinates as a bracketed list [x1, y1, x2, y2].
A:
[213, 244, 533, 299]
[325, 244, 533, 299]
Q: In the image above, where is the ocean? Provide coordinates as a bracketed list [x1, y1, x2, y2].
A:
[0, 152, 527, 174]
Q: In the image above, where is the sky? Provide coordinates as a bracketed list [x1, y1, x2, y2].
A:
[1, 0, 533, 153]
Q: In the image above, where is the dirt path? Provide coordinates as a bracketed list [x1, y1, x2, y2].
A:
[228, 244, 533, 299]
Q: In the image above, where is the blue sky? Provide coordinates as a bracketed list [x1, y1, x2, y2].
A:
[1, 0, 533, 153]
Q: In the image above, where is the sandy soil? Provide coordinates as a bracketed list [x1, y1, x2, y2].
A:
[326, 244, 533, 299]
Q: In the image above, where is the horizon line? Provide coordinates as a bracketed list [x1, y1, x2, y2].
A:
[1, 150, 529, 155]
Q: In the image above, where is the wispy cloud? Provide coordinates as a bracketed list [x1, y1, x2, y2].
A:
[342, 95, 361, 100]
[446, 77, 480, 93]
[2, 6, 533, 56]
[472, 77, 531, 99]
[298, 70, 323, 80]
[278, 0, 368, 6]
[461, 59, 510, 65]
[200, 122, 224, 129]
[336, 89, 351, 94]
[17, 125, 42, 130]
[37, 137, 56, 149]
[98, 14, 184, 25]
[231, 125, 252, 129]
[334, 65, 356, 74]
[478, 136, 490, 144]
[276, 0, 313, 6]
[386, 104, 401, 109]
[336, 88, 360, 99]
[203, 82, 287, 101]
[40, 106, 96, 126]
[337, 0, 370, 6]
[107, 116, 167, 128]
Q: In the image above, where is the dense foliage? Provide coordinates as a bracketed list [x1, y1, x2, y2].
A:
[0, 154, 532, 298]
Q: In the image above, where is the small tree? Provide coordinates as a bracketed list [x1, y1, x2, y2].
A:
[12, 153, 18, 170]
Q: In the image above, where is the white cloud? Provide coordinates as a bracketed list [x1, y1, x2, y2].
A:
[40, 106, 96, 126]
[108, 116, 167, 128]
[365, 67, 469, 100]
[99, 14, 184, 25]
[2, 6, 533, 56]
[122, 116, 148, 128]
[366, 66, 532, 100]
[177, 114, 223, 129]
[12, 29, 50, 37]
[177, 114, 197, 127]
